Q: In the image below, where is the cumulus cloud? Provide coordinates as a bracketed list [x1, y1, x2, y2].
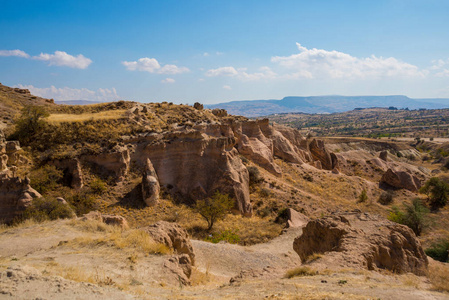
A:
[32, 51, 92, 69]
[223, 85, 232, 90]
[0, 49, 30, 58]
[271, 43, 425, 79]
[161, 78, 175, 83]
[206, 66, 276, 81]
[16, 84, 120, 102]
[122, 57, 189, 74]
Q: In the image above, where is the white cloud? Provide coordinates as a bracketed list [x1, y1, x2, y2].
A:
[203, 52, 210, 57]
[161, 78, 175, 83]
[206, 66, 276, 81]
[271, 43, 424, 79]
[0, 49, 30, 58]
[198, 78, 205, 82]
[430, 59, 449, 77]
[223, 85, 232, 90]
[122, 57, 189, 74]
[216, 51, 224, 56]
[33, 51, 92, 69]
[16, 84, 120, 102]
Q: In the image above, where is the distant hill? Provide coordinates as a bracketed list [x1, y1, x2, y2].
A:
[206, 95, 449, 117]
[55, 100, 103, 105]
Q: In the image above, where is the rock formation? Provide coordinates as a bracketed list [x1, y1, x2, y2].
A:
[141, 221, 195, 265]
[0, 176, 41, 223]
[49, 158, 84, 189]
[293, 212, 428, 275]
[82, 147, 130, 182]
[81, 211, 129, 229]
[141, 158, 160, 206]
[380, 168, 422, 192]
[285, 208, 310, 228]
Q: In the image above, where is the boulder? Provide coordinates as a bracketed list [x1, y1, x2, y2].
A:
[379, 150, 389, 161]
[211, 108, 227, 117]
[142, 158, 160, 206]
[293, 212, 428, 275]
[193, 102, 203, 110]
[163, 254, 192, 285]
[285, 208, 310, 228]
[380, 168, 421, 192]
[1, 154, 8, 171]
[81, 211, 128, 229]
[141, 221, 195, 265]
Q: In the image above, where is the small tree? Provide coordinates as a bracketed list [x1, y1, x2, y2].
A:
[388, 198, 429, 236]
[419, 177, 449, 210]
[357, 189, 368, 203]
[195, 191, 234, 231]
[11, 105, 49, 145]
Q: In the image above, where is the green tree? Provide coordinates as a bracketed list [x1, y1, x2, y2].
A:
[388, 198, 429, 236]
[195, 191, 234, 231]
[11, 105, 49, 145]
[419, 177, 449, 210]
[357, 189, 368, 203]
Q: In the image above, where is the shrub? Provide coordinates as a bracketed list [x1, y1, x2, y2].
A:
[29, 165, 63, 194]
[89, 177, 108, 195]
[425, 239, 449, 263]
[284, 267, 317, 278]
[378, 191, 394, 205]
[419, 177, 449, 210]
[205, 230, 240, 244]
[10, 105, 49, 145]
[195, 191, 234, 231]
[247, 166, 263, 185]
[357, 189, 368, 203]
[388, 198, 429, 236]
[66, 192, 98, 216]
[22, 197, 74, 222]
[274, 208, 289, 224]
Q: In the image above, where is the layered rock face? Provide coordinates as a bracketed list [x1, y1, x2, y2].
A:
[82, 147, 130, 182]
[293, 212, 428, 275]
[49, 158, 84, 189]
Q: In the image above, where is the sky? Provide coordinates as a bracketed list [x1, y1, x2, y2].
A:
[1, 0, 449, 104]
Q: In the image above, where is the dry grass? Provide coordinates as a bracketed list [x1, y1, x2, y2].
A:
[47, 110, 127, 123]
[428, 261, 449, 293]
[284, 266, 318, 278]
[304, 253, 323, 263]
[0, 218, 44, 234]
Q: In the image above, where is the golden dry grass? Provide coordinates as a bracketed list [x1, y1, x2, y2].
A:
[47, 109, 127, 123]
[428, 261, 449, 293]
[284, 266, 318, 278]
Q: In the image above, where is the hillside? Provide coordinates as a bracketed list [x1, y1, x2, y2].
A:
[1, 84, 449, 298]
[206, 95, 448, 117]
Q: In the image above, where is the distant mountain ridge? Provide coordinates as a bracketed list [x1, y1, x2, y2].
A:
[55, 100, 103, 105]
[206, 95, 449, 117]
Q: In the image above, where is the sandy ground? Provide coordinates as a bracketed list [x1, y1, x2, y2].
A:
[0, 220, 448, 299]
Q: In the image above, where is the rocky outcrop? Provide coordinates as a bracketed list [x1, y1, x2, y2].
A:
[380, 168, 421, 192]
[308, 139, 334, 170]
[141, 221, 195, 265]
[379, 150, 389, 161]
[193, 102, 203, 110]
[49, 158, 84, 189]
[163, 254, 192, 285]
[211, 108, 227, 117]
[139, 130, 252, 216]
[82, 147, 130, 182]
[285, 208, 310, 228]
[293, 212, 428, 275]
[0, 176, 41, 224]
[142, 158, 160, 206]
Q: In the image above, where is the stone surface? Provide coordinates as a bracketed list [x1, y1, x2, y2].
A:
[285, 208, 310, 228]
[193, 102, 203, 110]
[141, 221, 195, 265]
[379, 150, 389, 161]
[82, 147, 130, 182]
[380, 168, 422, 192]
[293, 212, 428, 275]
[142, 158, 160, 206]
[0, 176, 41, 224]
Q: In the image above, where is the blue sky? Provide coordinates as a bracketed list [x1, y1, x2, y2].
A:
[1, 0, 449, 104]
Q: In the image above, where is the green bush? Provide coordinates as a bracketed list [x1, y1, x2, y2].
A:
[195, 191, 234, 231]
[419, 177, 449, 210]
[425, 239, 449, 263]
[66, 192, 98, 216]
[357, 189, 368, 203]
[388, 198, 429, 236]
[89, 177, 108, 195]
[10, 105, 49, 145]
[22, 198, 74, 222]
[205, 230, 240, 244]
[29, 165, 63, 194]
